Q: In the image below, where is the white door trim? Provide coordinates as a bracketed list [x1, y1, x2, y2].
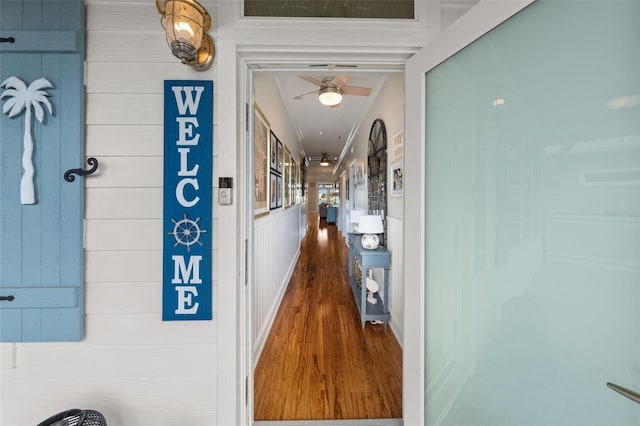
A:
[238, 49, 411, 426]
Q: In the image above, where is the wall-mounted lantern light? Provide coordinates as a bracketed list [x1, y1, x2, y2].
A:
[156, 0, 214, 71]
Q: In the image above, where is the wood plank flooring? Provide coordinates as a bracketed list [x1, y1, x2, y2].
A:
[254, 214, 402, 421]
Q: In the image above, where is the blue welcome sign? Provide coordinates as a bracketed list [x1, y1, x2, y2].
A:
[162, 80, 213, 321]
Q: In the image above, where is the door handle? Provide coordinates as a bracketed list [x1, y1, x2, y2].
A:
[0, 295, 15, 301]
[607, 382, 640, 405]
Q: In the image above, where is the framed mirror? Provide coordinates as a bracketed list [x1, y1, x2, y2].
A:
[367, 119, 387, 217]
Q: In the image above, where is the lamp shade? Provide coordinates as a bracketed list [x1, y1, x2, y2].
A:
[318, 86, 342, 106]
[358, 215, 384, 234]
[349, 209, 367, 224]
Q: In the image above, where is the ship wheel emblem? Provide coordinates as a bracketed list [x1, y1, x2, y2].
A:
[168, 213, 207, 252]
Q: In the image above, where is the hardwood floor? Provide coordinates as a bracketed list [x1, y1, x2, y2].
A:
[254, 214, 402, 421]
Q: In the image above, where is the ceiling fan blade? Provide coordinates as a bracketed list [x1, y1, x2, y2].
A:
[298, 76, 325, 87]
[293, 89, 319, 100]
[331, 76, 351, 87]
[341, 85, 372, 96]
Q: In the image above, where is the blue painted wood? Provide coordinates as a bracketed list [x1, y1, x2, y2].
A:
[0, 287, 78, 309]
[0, 31, 79, 53]
[327, 206, 337, 223]
[162, 81, 214, 321]
[0, 0, 85, 342]
[0, 1, 23, 31]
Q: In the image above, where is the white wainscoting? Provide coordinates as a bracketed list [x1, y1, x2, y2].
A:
[386, 215, 405, 346]
[253, 206, 303, 365]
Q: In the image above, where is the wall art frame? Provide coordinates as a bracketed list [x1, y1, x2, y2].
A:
[390, 159, 404, 197]
[253, 103, 270, 217]
[270, 130, 278, 171]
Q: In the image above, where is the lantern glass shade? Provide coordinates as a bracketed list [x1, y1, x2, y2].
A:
[159, 0, 211, 64]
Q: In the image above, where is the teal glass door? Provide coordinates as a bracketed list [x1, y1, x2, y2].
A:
[423, 1, 640, 424]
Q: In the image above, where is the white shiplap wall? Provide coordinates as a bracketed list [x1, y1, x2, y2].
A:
[387, 215, 405, 344]
[0, 1, 221, 425]
[252, 207, 302, 364]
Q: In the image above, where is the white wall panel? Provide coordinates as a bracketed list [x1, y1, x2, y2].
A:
[86, 3, 163, 32]
[86, 94, 163, 125]
[85, 251, 161, 283]
[83, 314, 216, 345]
[85, 219, 162, 250]
[87, 32, 177, 63]
[87, 62, 194, 93]
[84, 157, 163, 188]
[85, 188, 163, 219]
[252, 207, 301, 365]
[86, 125, 164, 156]
[86, 282, 160, 314]
[3, 376, 216, 426]
[14, 344, 217, 378]
[387, 215, 405, 346]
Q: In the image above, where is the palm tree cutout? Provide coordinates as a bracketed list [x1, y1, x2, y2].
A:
[1, 76, 54, 205]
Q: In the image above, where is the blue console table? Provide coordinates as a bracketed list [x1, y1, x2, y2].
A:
[347, 233, 390, 327]
[326, 206, 337, 223]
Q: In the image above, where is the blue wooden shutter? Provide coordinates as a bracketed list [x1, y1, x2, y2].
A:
[0, 0, 85, 341]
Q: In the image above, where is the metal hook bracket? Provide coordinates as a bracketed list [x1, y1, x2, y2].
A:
[64, 157, 99, 182]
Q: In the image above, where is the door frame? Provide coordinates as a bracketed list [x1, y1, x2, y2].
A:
[239, 53, 412, 425]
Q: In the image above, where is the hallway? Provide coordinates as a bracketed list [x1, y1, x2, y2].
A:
[254, 214, 402, 421]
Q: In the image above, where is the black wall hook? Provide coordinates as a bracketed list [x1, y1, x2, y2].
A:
[64, 157, 99, 182]
[0, 37, 15, 43]
[0, 295, 15, 301]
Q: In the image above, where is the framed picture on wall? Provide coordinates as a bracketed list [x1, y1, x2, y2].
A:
[393, 130, 404, 162]
[276, 139, 283, 174]
[270, 172, 278, 209]
[270, 131, 278, 171]
[390, 159, 403, 197]
[253, 103, 269, 217]
[283, 148, 291, 207]
[291, 159, 297, 204]
[300, 160, 306, 197]
[276, 174, 282, 208]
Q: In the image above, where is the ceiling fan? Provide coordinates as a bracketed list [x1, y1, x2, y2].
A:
[309, 153, 337, 166]
[294, 76, 372, 106]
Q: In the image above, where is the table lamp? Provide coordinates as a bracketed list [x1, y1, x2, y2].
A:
[358, 215, 384, 250]
[349, 209, 367, 233]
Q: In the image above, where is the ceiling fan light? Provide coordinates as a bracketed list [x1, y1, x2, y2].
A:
[319, 153, 330, 166]
[318, 86, 342, 106]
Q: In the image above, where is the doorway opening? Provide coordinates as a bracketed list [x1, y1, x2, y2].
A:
[246, 62, 406, 424]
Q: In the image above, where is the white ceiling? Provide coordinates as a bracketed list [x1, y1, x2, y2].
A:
[258, 0, 481, 181]
[272, 72, 391, 178]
